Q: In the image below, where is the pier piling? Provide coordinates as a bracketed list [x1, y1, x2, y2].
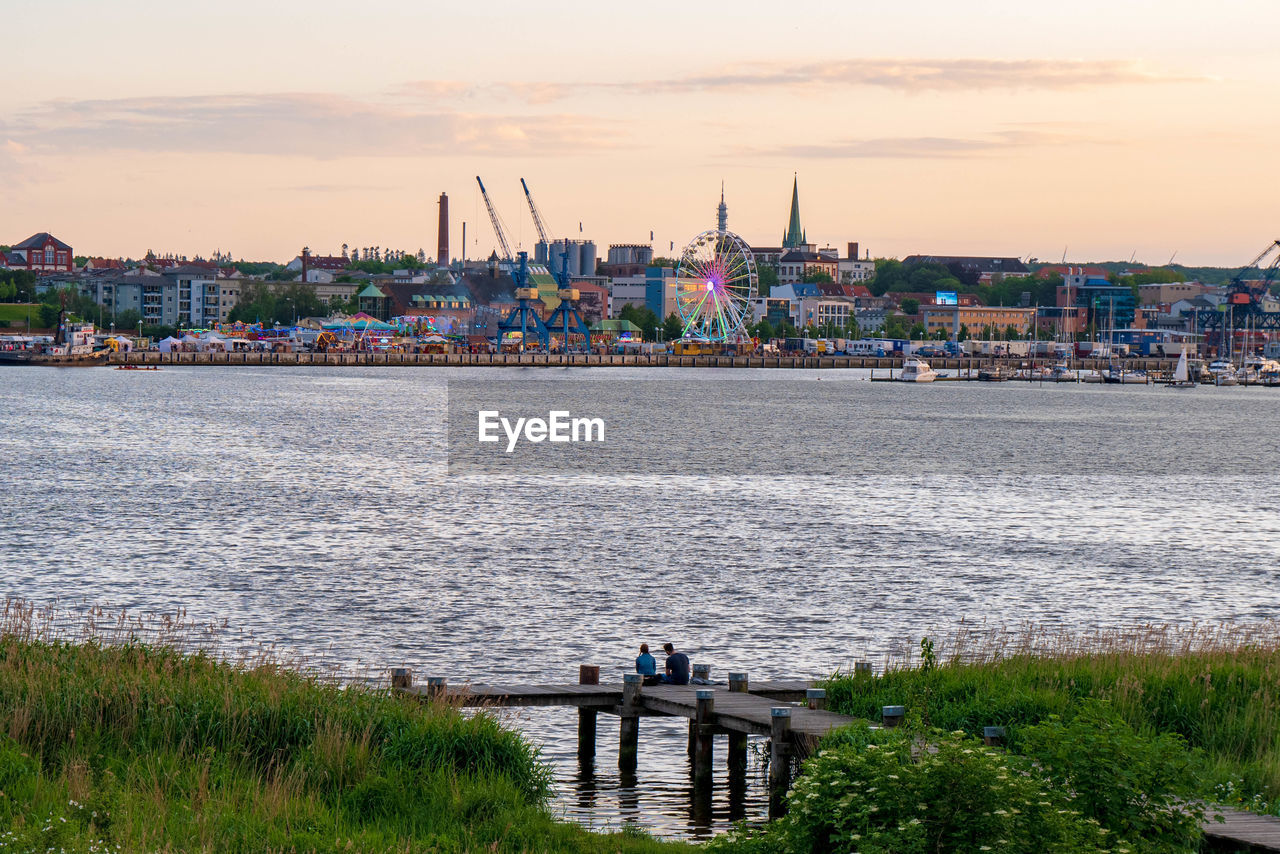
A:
[694, 689, 715, 789]
[983, 726, 1006, 747]
[806, 688, 827, 711]
[390, 667, 412, 690]
[769, 707, 793, 818]
[727, 672, 749, 773]
[578, 665, 599, 761]
[620, 673, 642, 773]
[425, 676, 447, 700]
[882, 704, 905, 728]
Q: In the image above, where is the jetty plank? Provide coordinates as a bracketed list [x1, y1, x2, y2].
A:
[1204, 807, 1280, 852]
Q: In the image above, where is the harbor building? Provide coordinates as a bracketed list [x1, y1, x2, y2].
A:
[921, 305, 1037, 338]
[1059, 272, 1137, 331]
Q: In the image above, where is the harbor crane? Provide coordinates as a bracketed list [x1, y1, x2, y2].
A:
[519, 177, 591, 353]
[478, 176, 549, 351]
[1193, 240, 1280, 359]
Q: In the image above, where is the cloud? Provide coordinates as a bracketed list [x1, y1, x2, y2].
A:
[742, 130, 1082, 159]
[399, 58, 1194, 106]
[633, 58, 1191, 94]
[0, 93, 621, 159]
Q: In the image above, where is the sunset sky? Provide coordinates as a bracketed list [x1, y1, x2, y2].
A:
[4, 0, 1279, 266]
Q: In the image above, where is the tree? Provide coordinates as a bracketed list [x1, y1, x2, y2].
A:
[958, 324, 970, 342]
[618, 303, 660, 341]
[1004, 324, 1021, 341]
[757, 264, 779, 293]
[802, 268, 834, 284]
[754, 318, 775, 341]
[662, 312, 683, 342]
[899, 297, 920, 315]
[884, 315, 910, 339]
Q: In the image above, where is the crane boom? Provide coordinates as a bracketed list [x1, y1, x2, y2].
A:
[476, 176, 514, 261]
[520, 178, 552, 246]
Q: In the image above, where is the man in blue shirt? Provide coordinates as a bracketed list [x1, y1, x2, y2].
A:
[635, 644, 657, 682]
[661, 642, 690, 685]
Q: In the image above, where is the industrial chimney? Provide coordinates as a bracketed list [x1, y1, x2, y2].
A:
[847, 242, 859, 261]
[437, 193, 449, 266]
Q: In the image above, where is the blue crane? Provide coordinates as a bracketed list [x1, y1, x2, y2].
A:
[519, 178, 592, 353]
[478, 176, 549, 351]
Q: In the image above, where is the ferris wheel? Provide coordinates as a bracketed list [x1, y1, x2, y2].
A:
[675, 229, 758, 342]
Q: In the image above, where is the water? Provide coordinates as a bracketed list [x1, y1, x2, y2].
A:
[4, 366, 1280, 839]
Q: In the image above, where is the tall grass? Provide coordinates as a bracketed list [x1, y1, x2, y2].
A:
[824, 621, 1280, 811]
[0, 599, 685, 853]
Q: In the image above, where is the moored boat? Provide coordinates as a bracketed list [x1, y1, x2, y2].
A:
[897, 357, 938, 383]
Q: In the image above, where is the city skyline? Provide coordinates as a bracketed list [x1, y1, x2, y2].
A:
[4, 1, 1280, 266]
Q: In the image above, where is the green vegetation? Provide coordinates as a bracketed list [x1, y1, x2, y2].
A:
[618, 303, 661, 341]
[0, 637, 684, 853]
[229, 281, 327, 326]
[824, 624, 1280, 815]
[0, 303, 39, 327]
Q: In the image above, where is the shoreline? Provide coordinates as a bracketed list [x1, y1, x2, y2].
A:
[107, 350, 1181, 372]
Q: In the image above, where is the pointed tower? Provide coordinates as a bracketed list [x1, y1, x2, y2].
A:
[717, 181, 728, 232]
[782, 174, 804, 248]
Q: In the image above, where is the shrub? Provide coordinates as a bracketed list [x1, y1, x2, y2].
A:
[1020, 701, 1206, 853]
[712, 727, 1109, 854]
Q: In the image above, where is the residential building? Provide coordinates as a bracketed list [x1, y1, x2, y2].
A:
[1138, 281, 1210, 306]
[838, 242, 875, 283]
[609, 266, 678, 319]
[4, 233, 74, 273]
[777, 250, 838, 285]
[797, 296, 858, 330]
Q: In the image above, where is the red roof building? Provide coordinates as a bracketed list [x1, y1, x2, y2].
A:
[5, 233, 73, 273]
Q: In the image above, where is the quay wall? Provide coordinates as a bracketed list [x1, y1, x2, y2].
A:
[112, 351, 1179, 372]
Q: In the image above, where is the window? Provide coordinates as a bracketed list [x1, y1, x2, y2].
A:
[44, 247, 54, 264]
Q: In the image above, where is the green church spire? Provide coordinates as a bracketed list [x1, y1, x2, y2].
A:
[782, 174, 804, 248]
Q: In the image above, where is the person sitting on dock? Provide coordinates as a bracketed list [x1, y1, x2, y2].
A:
[660, 642, 690, 685]
[635, 644, 660, 685]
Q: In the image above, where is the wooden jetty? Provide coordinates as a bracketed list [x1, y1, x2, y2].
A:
[391, 667, 1280, 848]
[395, 667, 850, 817]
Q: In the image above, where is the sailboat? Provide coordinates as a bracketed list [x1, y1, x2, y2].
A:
[1169, 347, 1195, 388]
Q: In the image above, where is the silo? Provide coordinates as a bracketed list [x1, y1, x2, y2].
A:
[535, 240, 549, 265]
[579, 241, 597, 277]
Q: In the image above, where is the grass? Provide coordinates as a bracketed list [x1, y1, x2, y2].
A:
[823, 621, 1280, 814]
[0, 601, 688, 853]
[0, 303, 39, 328]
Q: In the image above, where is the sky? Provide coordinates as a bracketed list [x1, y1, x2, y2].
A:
[4, 0, 1279, 266]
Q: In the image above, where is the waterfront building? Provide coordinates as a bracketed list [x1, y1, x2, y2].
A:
[797, 296, 858, 330]
[921, 305, 1037, 338]
[3, 233, 74, 274]
[609, 266, 678, 319]
[1059, 272, 1136, 331]
[1139, 281, 1210, 306]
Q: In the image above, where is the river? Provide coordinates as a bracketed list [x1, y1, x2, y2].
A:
[4, 366, 1280, 839]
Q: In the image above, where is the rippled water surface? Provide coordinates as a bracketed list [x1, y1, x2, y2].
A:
[5, 366, 1280, 839]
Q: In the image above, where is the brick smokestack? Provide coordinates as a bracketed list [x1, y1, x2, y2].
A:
[437, 192, 449, 266]
[847, 242, 859, 261]
[301, 246, 310, 282]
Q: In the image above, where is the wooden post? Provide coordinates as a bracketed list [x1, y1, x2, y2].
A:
[806, 688, 827, 710]
[882, 704, 905, 728]
[578, 665, 599, 761]
[854, 661, 872, 678]
[390, 667, 412, 690]
[694, 689, 715, 789]
[691, 663, 711, 683]
[425, 676, 447, 701]
[769, 707, 793, 819]
[727, 671, 748, 773]
[619, 674, 641, 773]
[728, 672, 748, 693]
[983, 726, 1006, 747]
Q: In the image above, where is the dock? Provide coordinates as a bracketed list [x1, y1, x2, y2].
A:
[396, 668, 847, 817]
[391, 668, 1280, 848]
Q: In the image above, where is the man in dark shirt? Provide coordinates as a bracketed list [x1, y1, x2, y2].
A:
[661, 642, 690, 685]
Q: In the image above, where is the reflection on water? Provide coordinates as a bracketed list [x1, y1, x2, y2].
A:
[4, 366, 1280, 839]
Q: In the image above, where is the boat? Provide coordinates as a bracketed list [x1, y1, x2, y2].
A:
[1208, 358, 1238, 386]
[1049, 361, 1076, 382]
[1080, 370, 1104, 383]
[0, 319, 106, 367]
[115, 364, 161, 371]
[1258, 359, 1280, 386]
[1167, 348, 1195, 388]
[897, 357, 938, 382]
[977, 365, 1012, 382]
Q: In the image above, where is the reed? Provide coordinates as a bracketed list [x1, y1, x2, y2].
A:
[0, 599, 685, 853]
[825, 620, 1280, 811]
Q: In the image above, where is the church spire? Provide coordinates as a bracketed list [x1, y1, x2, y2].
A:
[782, 173, 804, 248]
[717, 181, 728, 232]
